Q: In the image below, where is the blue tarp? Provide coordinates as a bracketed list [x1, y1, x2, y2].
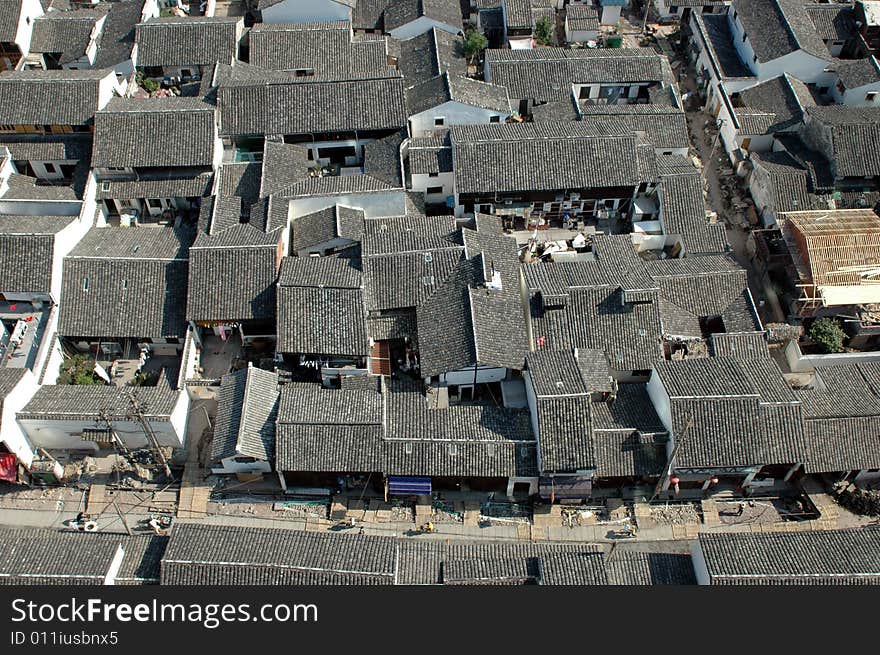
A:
[388, 476, 432, 495]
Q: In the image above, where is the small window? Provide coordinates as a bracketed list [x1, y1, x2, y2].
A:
[489, 115, 500, 123]
[404, 442, 413, 454]
[82, 277, 89, 291]
[424, 252, 433, 264]
[702, 5, 712, 12]
[733, 9, 738, 20]
[867, 92, 878, 102]
[121, 279, 127, 291]
[669, 5, 678, 12]
[426, 185, 443, 194]
[147, 199, 162, 208]
[742, 31, 748, 43]
[101, 181, 110, 191]
[448, 443, 458, 456]
[753, 54, 758, 63]
[422, 275, 435, 286]
[44, 162, 57, 174]
[428, 171, 439, 178]
[294, 68, 315, 77]
[434, 117, 445, 126]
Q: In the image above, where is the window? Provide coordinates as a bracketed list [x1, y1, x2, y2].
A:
[669, 5, 678, 12]
[82, 277, 89, 291]
[147, 199, 162, 208]
[422, 275, 435, 286]
[702, 5, 713, 12]
[742, 31, 748, 43]
[753, 54, 758, 63]
[490, 115, 500, 123]
[294, 68, 315, 77]
[43, 162, 57, 174]
[733, 9, 737, 20]
[428, 171, 439, 178]
[121, 279, 127, 291]
[448, 443, 458, 456]
[867, 92, 878, 102]
[427, 185, 443, 194]
[404, 442, 413, 454]
[434, 117, 445, 126]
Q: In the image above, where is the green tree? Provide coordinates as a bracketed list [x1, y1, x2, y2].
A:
[534, 17, 555, 46]
[463, 29, 488, 65]
[58, 354, 102, 386]
[810, 317, 846, 353]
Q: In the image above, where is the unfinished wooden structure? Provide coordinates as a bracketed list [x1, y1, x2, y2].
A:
[780, 209, 880, 313]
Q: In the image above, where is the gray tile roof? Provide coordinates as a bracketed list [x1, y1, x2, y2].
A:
[0, 215, 73, 294]
[215, 63, 407, 137]
[92, 0, 143, 70]
[353, 0, 394, 30]
[829, 55, 880, 90]
[749, 150, 817, 213]
[655, 357, 807, 468]
[732, 0, 829, 62]
[397, 27, 467, 87]
[805, 3, 857, 42]
[451, 122, 640, 195]
[697, 529, 880, 584]
[0, 527, 166, 585]
[592, 383, 667, 433]
[384, 0, 462, 32]
[566, 4, 599, 31]
[135, 16, 240, 68]
[536, 394, 593, 472]
[92, 97, 216, 169]
[406, 72, 511, 115]
[95, 171, 214, 201]
[657, 169, 729, 254]
[576, 105, 691, 151]
[384, 379, 537, 477]
[277, 282, 369, 356]
[505, 0, 533, 30]
[710, 331, 770, 359]
[732, 74, 815, 134]
[605, 550, 697, 585]
[210, 365, 280, 462]
[0, 69, 108, 127]
[30, 9, 105, 65]
[0, 0, 24, 42]
[249, 21, 393, 79]
[260, 141, 310, 198]
[647, 254, 759, 337]
[591, 430, 666, 478]
[278, 255, 362, 289]
[59, 226, 193, 339]
[186, 225, 281, 323]
[526, 350, 590, 397]
[806, 105, 880, 178]
[0, 134, 90, 162]
[19, 384, 179, 422]
[696, 14, 754, 79]
[161, 523, 397, 585]
[486, 47, 665, 101]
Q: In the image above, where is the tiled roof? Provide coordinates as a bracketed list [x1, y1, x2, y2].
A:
[186, 224, 281, 323]
[696, 14, 754, 79]
[0, 528, 166, 585]
[210, 365, 280, 462]
[19, 384, 179, 422]
[536, 395, 593, 472]
[806, 106, 880, 178]
[576, 105, 690, 150]
[0, 0, 24, 42]
[0, 215, 73, 294]
[710, 331, 770, 359]
[697, 529, 880, 584]
[92, 97, 216, 168]
[384, 0, 462, 32]
[277, 283, 369, 356]
[731, 0, 829, 62]
[566, 4, 599, 31]
[161, 523, 397, 585]
[406, 72, 511, 116]
[397, 27, 467, 87]
[30, 9, 105, 65]
[732, 74, 815, 134]
[605, 551, 697, 585]
[59, 226, 193, 339]
[249, 21, 393, 79]
[0, 134, 90, 162]
[135, 16, 240, 67]
[95, 171, 214, 201]
[215, 63, 407, 137]
[92, 0, 143, 70]
[0, 69, 108, 126]
[526, 350, 590, 397]
[657, 168, 729, 254]
[749, 150, 818, 213]
[504, 0, 533, 30]
[591, 430, 666, 478]
[353, 0, 394, 30]
[486, 47, 665, 101]
[805, 4, 858, 42]
[451, 123, 640, 195]
[829, 55, 880, 90]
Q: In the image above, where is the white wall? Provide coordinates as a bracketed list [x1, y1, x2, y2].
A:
[523, 370, 541, 471]
[839, 80, 880, 107]
[261, 0, 352, 24]
[19, 413, 186, 451]
[211, 455, 271, 475]
[0, 198, 81, 216]
[565, 25, 599, 44]
[50, 174, 96, 303]
[690, 540, 711, 585]
[14, 0, 44, 57]
[599, 5, 621, 25]
[289, 190, 406, 220]
[168, 388, 190, 449]
[0, 371, 39, 468]
[389, 16, 461, 40]
[646, 370, 672, 433]
[98, 72, 125, 112]
[410, 171, 454, 205]
[38, 332, 64, 385]
[409, 101, 508, 138]
[438, 366, 507, 385]
[784, 339, 880, 373]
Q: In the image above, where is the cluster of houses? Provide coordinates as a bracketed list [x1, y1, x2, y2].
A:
[0, 0, 876, 514]
[1, 521, 879, 584]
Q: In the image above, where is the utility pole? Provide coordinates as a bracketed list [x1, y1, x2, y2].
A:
[126, 390, 173, 480]
[650, 414, 692, 502]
